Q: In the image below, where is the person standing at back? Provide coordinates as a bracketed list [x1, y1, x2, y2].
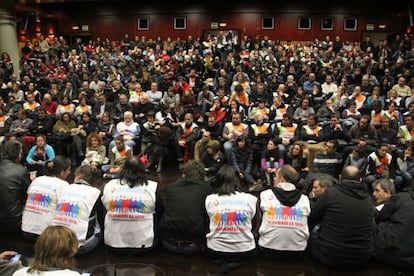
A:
[309, 165, 374, 268]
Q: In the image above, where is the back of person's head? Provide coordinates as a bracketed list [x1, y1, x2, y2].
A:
[182, 160, 205, 181]
[1, 140, 22, 161]
[74, 165, 94, 184]
[28, 225, 78, 273]
[341, 165, 361, 181]
[235, 84, 243, 92]
[119, 156, 147, 188]
[315, 175, 334, 189]
[214, 165, 242, 195]
[45, 156, 71, 177]
[278, 165, 299, 185]
[372, 179, 395, 195]
[206, 139, 221, 153]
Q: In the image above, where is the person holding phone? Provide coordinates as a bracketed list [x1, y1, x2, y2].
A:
[0, 251, 22, 276]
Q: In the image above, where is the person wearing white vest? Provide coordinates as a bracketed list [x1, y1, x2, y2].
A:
[102, 156, 163, 254]
[52, 165, 102, 255]
[22, 156, 72, 241]
[205, 165, 258, 273]
[258, 165, 311, 260]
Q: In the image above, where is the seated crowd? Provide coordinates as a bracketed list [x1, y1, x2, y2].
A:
[1, 32, 414, 273]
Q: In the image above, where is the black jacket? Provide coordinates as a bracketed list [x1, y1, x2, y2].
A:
[160, 178, 212, 243]
[0, 159, 30, 233]
[310, 179, 375, 266]
[374, 190, 414, 268]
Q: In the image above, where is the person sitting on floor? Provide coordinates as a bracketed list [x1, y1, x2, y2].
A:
[309, 165, 374, 269]
[258, 165, 311, 260]
[52, 165, 103, 255]
[21, 156, 72, 241]
[205, 165, 259, 273]
[102, 135, 133, 179]
[160, 160, 212, 254]
[373, 179, 414, 269]
[101, 156, 164, 255]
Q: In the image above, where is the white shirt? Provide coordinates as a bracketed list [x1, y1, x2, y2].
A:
[13, 267, 81, 276]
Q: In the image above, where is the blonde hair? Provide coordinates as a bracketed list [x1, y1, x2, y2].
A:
[28, 225, 78, 272]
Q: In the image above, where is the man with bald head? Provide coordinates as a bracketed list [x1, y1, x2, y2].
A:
[41, 93, 57, 117]
[309, 165, 375, 268]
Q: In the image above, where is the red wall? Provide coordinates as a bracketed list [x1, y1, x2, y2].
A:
[18, 3, 409, 43]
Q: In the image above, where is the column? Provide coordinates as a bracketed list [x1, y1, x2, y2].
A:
[0, 0, 19, 79]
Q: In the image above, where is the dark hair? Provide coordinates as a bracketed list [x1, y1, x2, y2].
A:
[287, 141, 305, 159]
[74, 165, 94, 184]
[278, 165, 299, 184]
[61, 112, 73, 121]
[214, 165, 242, 195]
[182, 160, 205, 181]
[45, 156, 71, 177]
[352, 146, 366, 157]
[327, 139, 338, 149]
[282, 113, 291, 119]
[1, 140, 22, 161]
[235, 135, 250, 148]
[119, 156, 148, 188]
[234, 84, 243, 92]
[314, 176, 334, 189]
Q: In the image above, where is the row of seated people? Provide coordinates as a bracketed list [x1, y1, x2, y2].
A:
[6, 98, 414, 192]
[1, 144, 413, 273]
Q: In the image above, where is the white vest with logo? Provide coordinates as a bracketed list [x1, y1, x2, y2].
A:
[53, 183, 101, 246]
[22, 176, 69, 235]
[101, 179, 158, 248]
[258, 188, 310, 251]
[205, 191, 257, 253]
